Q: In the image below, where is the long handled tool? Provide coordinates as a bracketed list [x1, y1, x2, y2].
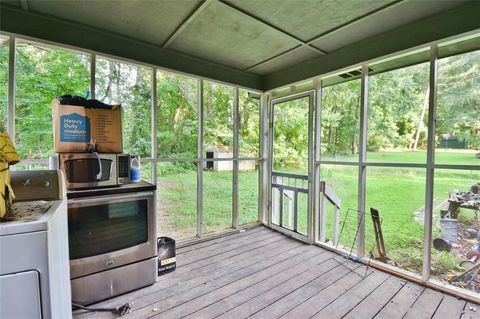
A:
[370, 208, 389, 262]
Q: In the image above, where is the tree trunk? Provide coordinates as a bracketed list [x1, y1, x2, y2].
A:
[412, 86, 429, 150]
[351, 134, 356, 155]
[100, 61, 114, 101]
[352, 96, 360, 155]
[328, 103, 338, 145]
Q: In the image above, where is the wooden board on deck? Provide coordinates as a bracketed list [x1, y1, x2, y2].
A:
[73, 226, 479, 319]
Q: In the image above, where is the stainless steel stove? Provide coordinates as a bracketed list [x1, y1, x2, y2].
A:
[67, 182, 158, 305]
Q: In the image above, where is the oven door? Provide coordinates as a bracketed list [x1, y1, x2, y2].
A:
[60, 153, 118, 189]
[68, 191, 156, 279]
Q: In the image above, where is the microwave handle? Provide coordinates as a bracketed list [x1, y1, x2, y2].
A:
[94, 152, 102, 180]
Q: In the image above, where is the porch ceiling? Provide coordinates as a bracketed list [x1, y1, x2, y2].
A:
[1, 0, 479, 91]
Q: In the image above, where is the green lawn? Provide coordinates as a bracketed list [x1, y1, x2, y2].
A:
[156, 151, 479, 277]
[323, 149, 479, 165]
[156, 162, 259, 240]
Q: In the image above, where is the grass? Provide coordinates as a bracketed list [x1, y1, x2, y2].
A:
[156, 162, 259, 240]
[156, 150, 479, 278]
[322, 149, 479, 165]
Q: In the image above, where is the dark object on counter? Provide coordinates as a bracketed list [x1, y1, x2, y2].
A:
[58, 95, 116, 109]
[158, 237, 176, 276]
[433, 237, 452, 252]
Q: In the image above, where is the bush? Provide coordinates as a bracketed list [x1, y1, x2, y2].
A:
[431, 251, 462, 276]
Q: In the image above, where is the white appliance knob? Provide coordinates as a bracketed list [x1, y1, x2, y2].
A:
[43, 181, 50, 187]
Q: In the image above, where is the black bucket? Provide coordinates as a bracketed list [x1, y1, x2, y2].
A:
[157, 237, 176, 276]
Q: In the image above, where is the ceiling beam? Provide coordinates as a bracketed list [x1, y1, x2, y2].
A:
[263, 1, 480, 91]
[0, 4, 263, 90]
[217, 0, 328, 55]
[243, 45, 303, 72]
[162, 0, 212, 48]
[306, 0, 406, 46]
[237, 0, 403, 73]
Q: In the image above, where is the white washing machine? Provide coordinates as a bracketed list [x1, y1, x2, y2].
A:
[0, 170, 72, 319]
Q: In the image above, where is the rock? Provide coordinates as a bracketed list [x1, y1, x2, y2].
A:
[465, 228, 478, 239]
[471, 183, 480, 194]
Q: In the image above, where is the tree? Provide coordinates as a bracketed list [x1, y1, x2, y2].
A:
[15, 42, 90, 159]
[322, 79, 361, 156]
[436, 51, 480, 149]
[156, 72, 198, 158]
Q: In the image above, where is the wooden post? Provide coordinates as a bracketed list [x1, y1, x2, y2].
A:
[319, 181, 328, 242]
[333, 206, 340, 246]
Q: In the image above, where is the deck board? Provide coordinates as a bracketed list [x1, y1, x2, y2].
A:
[374, 282, 425, 319]
[176, 227, 264, 255]
[343, 275, 406, 319]
[123, 241, 314, 318]
[461, 302, 480, 319]
[280, 268, 366, 318]
[403, 289, 444, 319]
[432, 295, 466, 319]
[183, 250, 334, 318]
[76, 231, 299, 319]
[73, 226, 479, 319]
[310, 270, 389, 318]
[249, 261, 361, 318]
[155, 249, 329, 319]
[220, 258, 341, 319]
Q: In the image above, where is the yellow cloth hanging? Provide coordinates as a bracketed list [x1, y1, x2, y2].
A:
[0, 130, 19, 219]
[0, 130, 20, 165]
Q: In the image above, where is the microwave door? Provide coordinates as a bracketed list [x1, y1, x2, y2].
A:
[98, 159, 114, 181]
[64, 159, 101, 183]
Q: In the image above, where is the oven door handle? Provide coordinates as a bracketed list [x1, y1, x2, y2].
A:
[94, 152, 102, 180]
[68, 191, 154, 207]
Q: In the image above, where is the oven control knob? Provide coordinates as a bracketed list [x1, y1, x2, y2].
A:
[43, 181, 50, 187]
[23, 179, 32, 187]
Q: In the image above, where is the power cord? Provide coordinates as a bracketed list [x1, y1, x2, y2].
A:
[72, 302, 131, 316]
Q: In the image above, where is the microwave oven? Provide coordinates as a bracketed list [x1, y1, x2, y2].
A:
[53, 153, 130, 189]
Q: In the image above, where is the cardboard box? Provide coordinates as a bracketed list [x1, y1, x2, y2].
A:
[52, 99, 123, 153]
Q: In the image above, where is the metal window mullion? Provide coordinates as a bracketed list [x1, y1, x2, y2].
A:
[151, 68, 158, 185]
[232, 87, 239, 229]
[197, 79, 204, 238]
[314, 82, 322, 242]
[90, 53, 96, 100]
[258, 93, 268, 224]
[423, 45, 438, 282]
[307, 91, 315, 243]
[357, 64, 369, 258]
[7, 36, 15, 139]
[267, 94, 274, 228]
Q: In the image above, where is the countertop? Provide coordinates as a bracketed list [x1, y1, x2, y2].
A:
[67, 181, 156, 199]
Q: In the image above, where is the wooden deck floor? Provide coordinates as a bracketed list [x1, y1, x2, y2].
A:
[74, 226, 480, 319]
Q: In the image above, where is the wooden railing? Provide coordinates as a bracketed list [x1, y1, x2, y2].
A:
[319, 181, 342, 245]
[271, 172, 308, 234]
